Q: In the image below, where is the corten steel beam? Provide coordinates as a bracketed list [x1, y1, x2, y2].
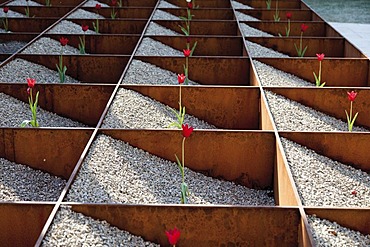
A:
[165, 0, 231, 8]
[112, 0, 157, 7]
[305, 208, 370, 235]
[100, 129, 275, 189]
[0, 128, 93, 179]
[246, 37, 360, 58]
[81, 7, 154, 19]
[120, 85, 260, 129]
[4, 18, 58, 33]
[239, 0, 302, 9]
[237, 9, 315, 21]
[279, 132, 370, 173]
[245, 21, 328, 37]
[5, 6, 74, 18]
[69, 204, 300, 246]
[134, 56, 251, 85]
[8, 54, 129, 83]
[0, 83, 115, 126]
[267, 87, 370, 130]
[152, 20, 240, 36]
[148, 36, 245, 56]
[30, 0, 84, 5]
[158, 8, 235, 20]
[0, 203, 55, 247]
[43, 34, 141, 55]
[256, 58, 369, 87]
[70, 19, 147, 34]
[298, 213, 314, 247]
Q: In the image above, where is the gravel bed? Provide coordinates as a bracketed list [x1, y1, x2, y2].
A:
[21, 37, 80, 55]
[8, 0, 42, 6]
[281, 137, 370, 207]
[145, 22, 181, 36]
[135, 37, 182, 56]
[47, 20, 97, 34]
[231, 0, 253, 9]
[42, 206, 159, 247]
[240, 23, 273, 37]
[246, 41, 290, 58]
[152, 9, 180, 20]
[102, 88, 216, 129]
[158, 0, 179, 8]
[0, 29, 8, 33]
[307, 215, 370, 246]
[82, 0, 109, 7]
[67, 8, 105, 19]
[66, 134, 275, 205]
[253, 60, 313, 87]
[0, 58, 80, 84]
[0, 10, 26, 18]
[0, 157, 66, 201]
[0, 41, 27, 53]
[235, 11, 260, 21]
[265, 91, 367, 132]
[0, 93, 85, 127]
[122, 59, 198, 85]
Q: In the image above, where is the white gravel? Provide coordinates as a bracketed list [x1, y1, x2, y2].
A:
[240, 23, 273, 37]
[253, 60, 313, 87]
[158, 0, 179, 8]
[0, 58, 80, 84]
[8, 0, 42, 6]
[66, 134, 275, 206]
[0, 9, 26, 18]
[82, 0, 109, 7]
[235, 11, 260, 21]
[145, 22, 181, 36]
[281, 138, 370, 207]
[0, 93, 85, 127]
[135, 37, 182, 56]
[308, 215, 370, 246]
[0, 41, 27, 53]
[47, 20, 97, 34]
[122, 59, 198, 85]
[67, 8, 105, 19]
[102, 88, 216, 129]
[42, 206, 159, 247]
[0, 157, 66, 201]
[21, 37, 80, 55]
[152, 9, 180, 20]
[246, 41, 289, 58]
[265, 91, 367, 132]
[231, 0, 253, 9]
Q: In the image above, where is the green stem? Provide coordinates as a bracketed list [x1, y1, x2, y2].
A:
[287, 19, 290, 36]
[181, 137, 186, 183]
[299, 32, 303, 55]
[179, 84, 182, 109]
[318, 61, 322, 83]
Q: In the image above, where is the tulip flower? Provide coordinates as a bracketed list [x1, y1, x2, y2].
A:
[182, 124, 194, 138]
[345, 91, 359, 132]
[82, 24, 89, 32]
[281, 12, 292, 37]
[110, 0, 118, 19]
[95, 4, 101, 9]
[286, 12, 292, 19]
[178, 73, 186, 84]
[294, 24, 309, 57]
[59, 37, 68, 46]
[3, 7, 9, 13]
[21, 78, 39, 128]
[79, 25, 89, 54]
[56, 37, 68, 83]
[183, 49, 191, 57]
[351, 190, 357, 195]
[313, 53, 326, 87]
[187, 2, 193, 9]
[2, 7, 9, 31]
[93, 4, 101, 33]
[165, 227, 181, 246]
[168, 73, 187, 129]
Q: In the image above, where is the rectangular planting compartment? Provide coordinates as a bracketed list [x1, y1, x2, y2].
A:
[158, 8, 235, 20]
[69, 19, 147, 34]
[152, 20, 240, 36]
[4, 18, 59, 33]
[255, 58, 370, 87]
[5, 6, 74, 18]
[130, 56, 251, 85]
[0, 33, 36, 55]
[246, 37, 364, 58]
[0, 83, 115, 126]
[31, 0, 84, 6]
[165, 0, 231, 8]
[0, 203, 55, 247]
[238, 0, 302, 9]
[80, 7, 154, 19]
[237, 9, 316, 21]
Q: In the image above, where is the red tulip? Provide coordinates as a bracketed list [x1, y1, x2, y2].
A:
[183, 49, 191, 57]
[186, 37, 191, 44]
[316, 53, 325, 61]
[351, 190, 357, 195]
[95, 4, 101, 10]
[347, 91, 357, 102]
[27, 78, 36, 88]
[300, 23, 309, 32]
[165, 227, 181, 246]
[111, 0, 117, 6]
[178, 74, 186, 84]
[286, 12, 292, 19]
[3, 7, 9, 13]
[59, 37, 68, 46]
[187, 2, 193, 9]
[82, 24, 89, 32]
[182, 124, 193, 138]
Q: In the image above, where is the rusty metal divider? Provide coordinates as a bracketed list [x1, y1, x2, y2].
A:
[4, 6, 74, 18]
[166, 0, 231, 8]
[81, 7, 155, 19]
[161, 7, 235, 20]
[237, 9, 314, 21]
[240, 0, 302, 9]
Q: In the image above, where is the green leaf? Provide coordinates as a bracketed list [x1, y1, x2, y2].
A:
[179, 16, 188, 21]
[345, 110, 351, 127]
[20, 120, 31, 127]
[320, 82, 326, 87]
[190, 41, 197, 56]
[294, 43, 299, 54]
[351, 112, 359, 126]
[301, 46, 308, 57]
[179, 25, 189, 36]
[175, 154, 183, 174]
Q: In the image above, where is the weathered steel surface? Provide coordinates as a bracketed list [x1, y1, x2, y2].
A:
[0, 128, 92, 179]
[149, 36, 244, 56]
[6, 6, 73, 17]
[152, 20, 239, 36]
[136, 56, 250, 85]
[70, 19, 147, 34]
[256, 58, 369, 87]
[71, 204, 300, 246]
[160, 8, 235, 20]
[268, 87, 370, 129]
[298, 211, 314, 247]
[280, 132, 370, 173]
[121, 85, 260, 129]
[5, 18, 58, 33]
[166, 0, 231, 8]
[82, 7, 154, 19]
[31, 0, 84, 5]
[0, 203, 54, 247]
[100, 129, 275, 189]
[0, 33, 36, 51]
[238, 9, 313, 21]
[243, 0, 301, 9]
